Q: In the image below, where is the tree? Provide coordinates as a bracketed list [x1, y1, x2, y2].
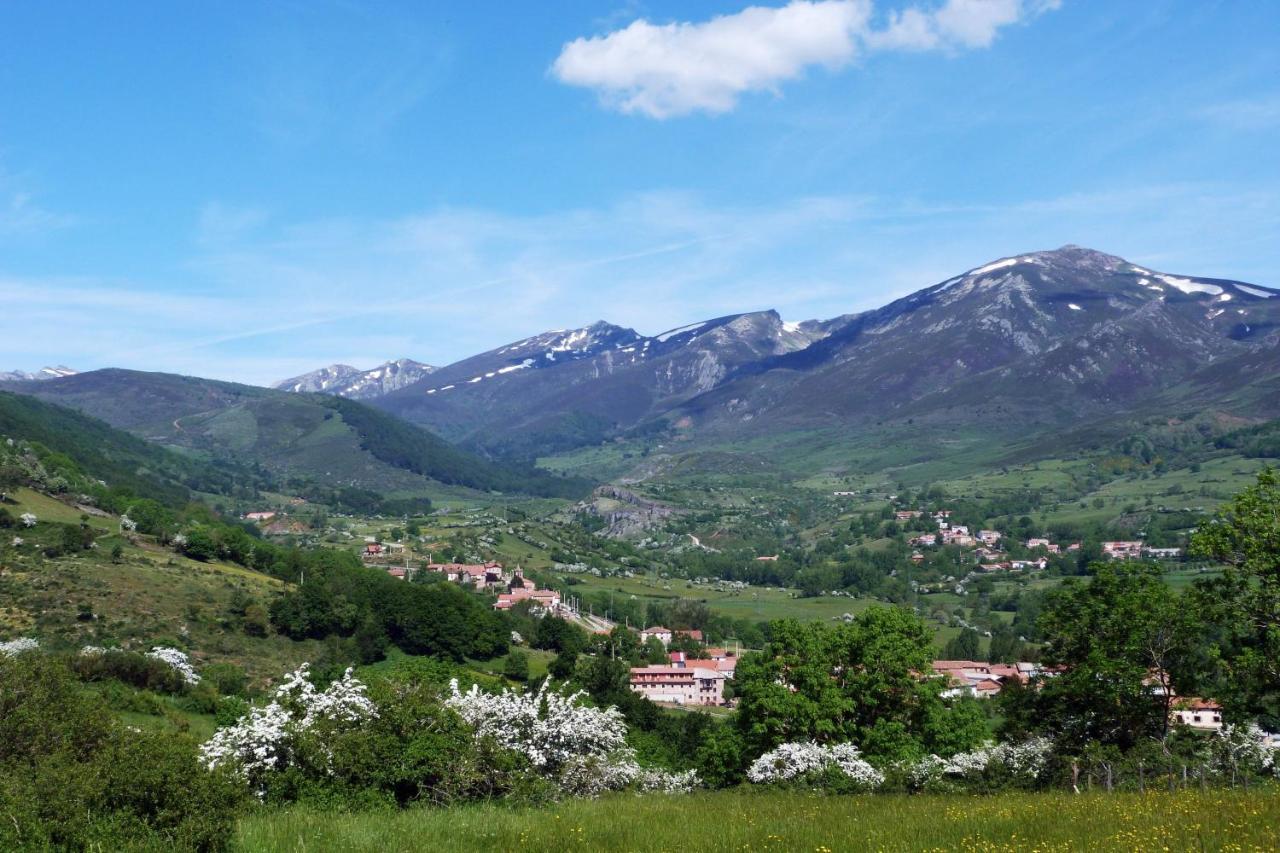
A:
[1190, 468, 1280, 724]
[643, 636, 668, 665]
[503, 650, 530, 682]
[1009, 562, 1200, 751]
[943, 629, 980, 660]
[180, 527, 219, 562]
[548, 649, 578, 681]
[734, 608, 987, 763]
[987, 622, 1022, 664]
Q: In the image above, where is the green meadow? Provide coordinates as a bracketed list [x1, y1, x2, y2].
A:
[235, 789, 1280, 852]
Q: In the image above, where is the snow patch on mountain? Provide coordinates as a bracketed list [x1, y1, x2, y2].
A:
[1157, 275, 1223, 296]
[656, 321, 708, 343]
[968, 257, 1023, 277]
[0, 365, 78, 382]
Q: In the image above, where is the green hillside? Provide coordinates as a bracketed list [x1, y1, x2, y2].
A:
[0, 390, 263, 507]
[5, 370, 590, 504]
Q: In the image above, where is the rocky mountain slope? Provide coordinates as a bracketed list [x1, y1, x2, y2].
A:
[682, 246, 1280, 433]
[273, 358, 436, 399]
[361, 246, 1278, 457]
[372, 312, 831, 457]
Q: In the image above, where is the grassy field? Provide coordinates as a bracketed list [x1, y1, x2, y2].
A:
[235, 789, 1280, 852]
[0, 490, 319, 685]
[559, 571, 873, 624]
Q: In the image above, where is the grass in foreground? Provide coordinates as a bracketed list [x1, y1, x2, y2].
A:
[235, 788, 1280, 852]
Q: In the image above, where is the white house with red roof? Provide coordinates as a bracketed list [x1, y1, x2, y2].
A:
[1102, 541, 1144, 559]
[640, 626, 673, 646]
[1172, 698, 1223, 731]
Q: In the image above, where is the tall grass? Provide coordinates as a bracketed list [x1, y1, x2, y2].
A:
[236, 788, 1280, 852]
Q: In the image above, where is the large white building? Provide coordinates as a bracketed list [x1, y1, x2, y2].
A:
[629, 665, 727, 706]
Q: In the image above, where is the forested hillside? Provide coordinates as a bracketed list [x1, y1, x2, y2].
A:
[0, 390, 261, 508]
[3, 370, 591, 503]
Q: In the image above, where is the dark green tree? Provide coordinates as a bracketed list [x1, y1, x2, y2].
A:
[503, 649, 530, 682]
[1010, 562, 1199, 751]
[734, 607, 987, 763]
[942, 628, 980, 660]
[1190, 467, 1280, 724]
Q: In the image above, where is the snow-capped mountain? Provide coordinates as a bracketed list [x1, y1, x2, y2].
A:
[0, 365, 78, 382]
[273, 359, 436, 400]
[369, 246, 1279, 456]
[372, 311, 834, 455]
[681, 245, 1280, 432]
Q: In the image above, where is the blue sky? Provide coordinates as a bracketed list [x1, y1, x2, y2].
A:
[1, 0, 1277, 384]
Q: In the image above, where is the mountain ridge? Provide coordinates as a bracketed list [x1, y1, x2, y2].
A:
[273, 358, 437, 399]
[351, 246, 1277, 457]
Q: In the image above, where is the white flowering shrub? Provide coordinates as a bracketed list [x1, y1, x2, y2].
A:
[445, 679, 697, 796]
[994, 737, 1054, 778]
[943, 743, 995, 777]
[200, 664, 377, 794]
[747, 741, 884, 789]
[119, 515, 137, 532]
[146, 646, 201, 686]
[19, 513, 37, 527]
[907, 738, 1054, 789]
[10, 537, 22, 547]
[1213, 724, 1279, 778]
[446, 679, 627, 772]
[0, 637, 39, 657]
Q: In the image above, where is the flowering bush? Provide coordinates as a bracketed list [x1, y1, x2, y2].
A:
[200, 664, 377, 794]
[147, 646, 201, 686]
[0, 637, 39, 657]
[906, 738, 1054, 790]
[445, 679, 697, 796]
[19, 512, 36, 527]
[1213, 724, 1279, 779]
[747, 741, 884, 789]
[446, 679, 626, 772]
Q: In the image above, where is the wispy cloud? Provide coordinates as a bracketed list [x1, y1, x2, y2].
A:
[3, 181, 1276, 386]
[0, 165, 73, 236]
[867, 0, 1059, 51]
[1196, 94, 1280, 131]
[242, 5, 453, 146]
[551, 0, 1060, 118]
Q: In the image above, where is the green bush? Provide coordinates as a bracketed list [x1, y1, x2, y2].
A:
[0, 653, 246, 851]
[202, 662, 249, 697]
[70, 648, 189, 694]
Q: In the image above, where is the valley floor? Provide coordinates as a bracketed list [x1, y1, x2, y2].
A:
[234, 789, 1280, 852]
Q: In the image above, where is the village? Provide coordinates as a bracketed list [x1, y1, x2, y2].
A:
[237, 500, 1201, 715]
[897, 508, 1181, 572]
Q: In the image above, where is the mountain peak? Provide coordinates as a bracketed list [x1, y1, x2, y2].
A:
[0, 365, 79, 383]
[275, 359, 436, 399]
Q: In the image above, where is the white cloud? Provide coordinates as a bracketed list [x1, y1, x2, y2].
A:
[870, 0, 1059, 51]
[552, 1, 872, 118]
[551, 0, 1060, 118]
